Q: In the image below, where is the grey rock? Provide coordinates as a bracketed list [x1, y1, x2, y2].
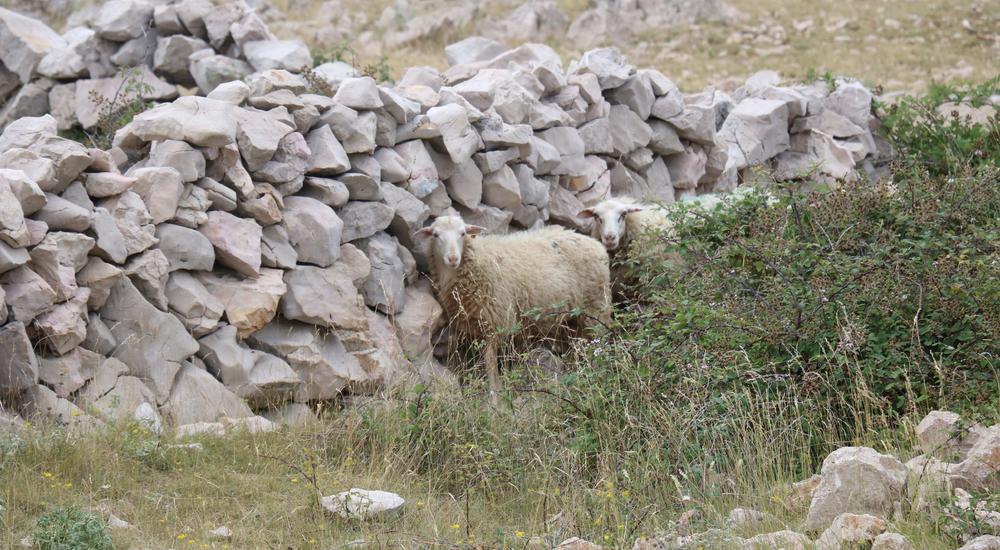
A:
[243, 40, 312, 72]
[609, 104, 652, 155]
[380, 183, 430, 248]
[29, 231, 94, 302]
[666, 146, 709, 190]
[199, 211, 261, 277]
[131, 96, 237, 148]
[1, 168, 45, 215]
[247, 318, 371, 400]
[76, 257, 123, 311]
[101, 190, 157, 255]
[608, 74, 655, 119]
[152, 35, 207, 84]
[206, 80, 251, 105]
[482, 165, 522, 209]
[0, 7, 66, 83]
[356, 232, 407, 314]
[101, 277, 199, 403]
[33, 191, 90, 231]
[260, 224, 297, 269]
[1, 267, 56, 323]
[0, 321, 38, 398]
[718, 98, 790, 170]
[146, 140, 205, 183]
[30, 287, 90, 356]
[339, 202, 394, 243]
[188, 50, 253, 94]
[340, 173, 382, 201]
[83, 172, 135, 198]
[282, 196, 344, 267]
[0, 241, 30, 275]
[82, 313, 116, 355]
[427, 103, 480, 164]
[569, 47, 632, 90]
[89, 207, 128, 264]
[196, 268, 285, 337]
[93, 0, 153, 42]
[537, 126, 586, 176]
[805, 447, 907, 533]
[165, 271, 224, 337]
[446, 159, 483, 209]
[305, 125, 350, 176]
[124, 249, 170, 311]
[302, 177, 350, 207]
[162, 362, 252, 425]
[281, 263, 368, 332]
[334, 76, 384, 110]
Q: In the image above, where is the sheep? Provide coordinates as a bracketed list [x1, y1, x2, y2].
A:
[578, 188, 777, 297]
[414, 215, 611, 400]
[579, 187, 775, 253]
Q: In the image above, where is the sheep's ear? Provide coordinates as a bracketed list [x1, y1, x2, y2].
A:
[413, 227, 435, 240]
[466, 225, 485, 236]
[624, 205, 647, 214]
[577, 208, 595, 219]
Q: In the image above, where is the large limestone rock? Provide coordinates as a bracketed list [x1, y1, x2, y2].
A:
[131, 96, 237, 147]
[101, 191, 158, 256]
[199, 211, 262, 277]
[281, 196, 344, 267]
[1, 265, 57, 322]
[805, 447, 907, 532]
[953, 425, 1000, 492]
[28, 231, 95, 302]
[165, 271, 224, 337]
[155, 223, 216, 272]
[815, 513, 887, 550]
[0, 321, 38, 398]
[915, 410, 982, 461]
[321, 489, 404, 520]
[243, 40, 312, 72]
[247, 318, 375, 400]
[718, 98, 790, 170]
[196, 268, 286, 337]
[0, 7, 66, 83]
[30, 287, 90, 355]
[281, 263, 368, 332]
[162, 362, 253, 426]
[101, 277, 199, 404]
[355, 232, 407, 314]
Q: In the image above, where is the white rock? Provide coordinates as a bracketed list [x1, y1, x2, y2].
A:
[321, 489, 404, 520]
[805, 447, 907, 532]
[718, 98, 790, 170]
[0, 7, 66, 83]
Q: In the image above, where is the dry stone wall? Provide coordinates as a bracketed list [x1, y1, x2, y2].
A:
[0, 0, 890, 433]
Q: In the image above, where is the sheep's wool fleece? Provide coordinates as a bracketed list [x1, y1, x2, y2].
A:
[439, 226, 611, 338]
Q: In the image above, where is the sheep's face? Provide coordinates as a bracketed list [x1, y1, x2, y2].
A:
[415, 216, 484, 269]
[578, 200, 645, 251]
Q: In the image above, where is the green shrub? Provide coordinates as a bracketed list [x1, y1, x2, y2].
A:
[33, 506, 112, 550]
[881, 77, 999, 175]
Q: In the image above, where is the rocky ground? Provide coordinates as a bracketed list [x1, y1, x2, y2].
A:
[12, 0, 995, 93]
[0, 0, 901, 437]
[0, 0, 997, 548]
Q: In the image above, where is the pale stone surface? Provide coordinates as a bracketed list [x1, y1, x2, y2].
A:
[197, 268, 286, 337]
[321, 489, 405, 520]
[806, 447, 907, 532]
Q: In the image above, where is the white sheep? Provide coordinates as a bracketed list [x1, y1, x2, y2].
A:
[415, 215, 611, 399]
[579, 187, 775, 253]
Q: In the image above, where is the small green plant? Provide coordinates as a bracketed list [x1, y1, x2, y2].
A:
[881, 77, 999, 175]
[312, 42, 358, 67]
[362, 55, 393, 84]
[84, 66, 154, 150]
[33, 506, 112, 550]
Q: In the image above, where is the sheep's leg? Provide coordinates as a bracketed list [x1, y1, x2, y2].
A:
[485, 339, 500, 405]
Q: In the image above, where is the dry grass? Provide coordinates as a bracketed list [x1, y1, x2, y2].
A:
[0, 373, 966, 549]
[271, 0, 998, 93]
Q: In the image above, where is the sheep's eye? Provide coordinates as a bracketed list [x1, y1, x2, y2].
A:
[619, 212, 627, 220]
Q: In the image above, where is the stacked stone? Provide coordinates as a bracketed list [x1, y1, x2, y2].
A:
[0, 1, 889, 434]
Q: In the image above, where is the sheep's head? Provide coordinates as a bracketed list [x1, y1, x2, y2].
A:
[414, 215, 484, 269]
[578, 199, 646, 251]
